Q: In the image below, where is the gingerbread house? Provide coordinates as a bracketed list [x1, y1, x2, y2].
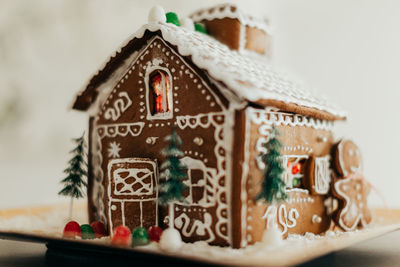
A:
[72, 4, 348, 248]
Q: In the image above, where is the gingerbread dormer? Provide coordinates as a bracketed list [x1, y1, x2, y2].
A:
[190, 3, 271, 56]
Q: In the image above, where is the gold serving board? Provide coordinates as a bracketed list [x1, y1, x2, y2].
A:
[0, 202, 399, 267]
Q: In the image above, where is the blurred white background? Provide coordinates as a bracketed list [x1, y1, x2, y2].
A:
[0, 0, 398, 208]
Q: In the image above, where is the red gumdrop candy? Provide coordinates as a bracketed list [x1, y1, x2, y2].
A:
[148, 226, 163, 242]
[292, 163, 301, 175]
[111, 225, 131, 246]
[90, 221, 107, 238]
[63, 221, 81, 238]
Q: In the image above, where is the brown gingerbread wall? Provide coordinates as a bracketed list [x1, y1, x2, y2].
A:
[88, 34, 234, 246]
[87, 116, 95, 223]
[230, 108, 247, 248]
[201, 18, 269, 55]
[238, 107, 334, 247]
[202, 18, 242, 51]
[245, 26, 269, 55]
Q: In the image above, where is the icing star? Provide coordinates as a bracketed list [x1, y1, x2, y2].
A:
[108, 141, 121, 158]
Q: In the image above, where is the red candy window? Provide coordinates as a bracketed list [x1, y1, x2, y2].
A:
[150, 70, 171, 115]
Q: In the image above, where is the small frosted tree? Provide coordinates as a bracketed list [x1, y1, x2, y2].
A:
[59, 132, 88, 219]
[158, 127, 188, 229]
[255, 125, 287, 203]
[255, 125, 287, 245]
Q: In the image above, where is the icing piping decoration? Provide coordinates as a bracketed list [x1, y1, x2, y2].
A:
[107, 141, 121, 158]
[97, 122, 145, 139]
[107, 158, 158, 233]
[90, 36, 233, 244]
[104, 92, 132, 121]
[333, 174, 372, 231]
[263, 205, 299, 235]
[174, 212, 215, 242]
[313, 156, 331, 194]
[180, 156, 218, 207]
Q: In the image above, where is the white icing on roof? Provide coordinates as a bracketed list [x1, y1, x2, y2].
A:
[129, 22, 346, 118]
[189, 3, 272, 34]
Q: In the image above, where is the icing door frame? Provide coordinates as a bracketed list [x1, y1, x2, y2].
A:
[107, 157, 158, 234]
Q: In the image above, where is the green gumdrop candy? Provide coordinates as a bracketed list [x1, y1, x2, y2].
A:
[166, 12, 180, 26]
[194, 23, 207, 34]
[80, 224, 95, 239]
[131, 227, 149, 246]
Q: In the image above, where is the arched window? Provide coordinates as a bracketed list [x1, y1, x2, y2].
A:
[147, 70, 172, 119]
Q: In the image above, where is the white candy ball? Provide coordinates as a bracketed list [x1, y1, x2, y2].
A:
[148, 6, 166, 23]
[181, 17, 195, 31]
[262, 225, 282, 246]
[159, 228, 182, 252]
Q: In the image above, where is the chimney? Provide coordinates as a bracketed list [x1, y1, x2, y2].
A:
[190, 4, 271, 56]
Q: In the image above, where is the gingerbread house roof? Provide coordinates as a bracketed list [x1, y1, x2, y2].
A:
[189, 3, 272, 34]
[72, 21, 346, 121]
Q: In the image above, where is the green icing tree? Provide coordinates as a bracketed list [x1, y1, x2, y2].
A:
[158, 127, 188, 228]
[255, 125, 287, 204]
[59, 132, 88, 219]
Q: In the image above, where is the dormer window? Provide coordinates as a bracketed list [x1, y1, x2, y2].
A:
[146, 69, 173, 120]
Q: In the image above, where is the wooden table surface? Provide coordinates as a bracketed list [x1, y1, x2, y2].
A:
[0, 229, 399, 267]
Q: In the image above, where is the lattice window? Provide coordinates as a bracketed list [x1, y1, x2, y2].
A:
[313, 156, 331, 194]
[183, 169, 207, 204]
[181, 157, 217, 206]
[113, 168, 154, 196]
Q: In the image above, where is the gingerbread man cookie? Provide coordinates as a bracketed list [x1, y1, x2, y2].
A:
[334, 139, 362, 177]
[332, 139, 372, 231]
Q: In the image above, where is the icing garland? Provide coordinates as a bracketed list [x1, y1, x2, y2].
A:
[96, 122, 145, 139]
[250, 108, 334, 131]
[176, 112, 225, 129]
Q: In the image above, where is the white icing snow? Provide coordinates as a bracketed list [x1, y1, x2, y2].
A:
[181, 17, 195, 31]
[148, 6, 166, 23]
[0, 203, 88, 235]
[86, 21, 346, 118]
[261, 225, 283, 246]
[159, 227, 182, 252]
[190, 3, 272, 35]
[0, 206, 397, 266]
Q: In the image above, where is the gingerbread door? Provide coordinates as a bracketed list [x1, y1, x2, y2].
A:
[107, 158, 158, 233]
